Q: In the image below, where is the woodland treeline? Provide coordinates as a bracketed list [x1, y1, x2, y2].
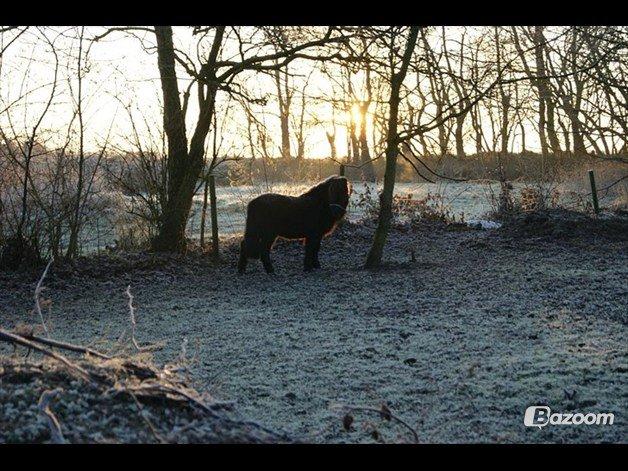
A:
[0, 26, 626, 268]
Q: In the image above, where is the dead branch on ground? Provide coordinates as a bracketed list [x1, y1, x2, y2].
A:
[32, 260, 53, 336]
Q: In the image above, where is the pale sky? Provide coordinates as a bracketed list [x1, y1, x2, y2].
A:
[0, 26, 559, 159]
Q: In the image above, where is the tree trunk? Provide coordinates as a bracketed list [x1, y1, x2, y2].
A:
[294, 77, 309, 160]
[436, 100, 448, 156]
[512, 27, 548, 156]
[152, 26, 217, 252]
[500, 94, 510, 155]
[152, 26, 190, 251]
[533, 27, 561, 154]
[365, 27, 419, 268]
[455, 114, 465, 157]
[358, 101, 376, 181]
[538, 92, 549, 156]
[567, 82, 586, 155]
[495, 28, 510, 156]
[275, 68, 292, 159]
[67, 27, 86, 259]
[349, 117, 360, 164]
[471, 108, 483, 154]
[325, 130, 337, 159]
[280, 115, 291, 158]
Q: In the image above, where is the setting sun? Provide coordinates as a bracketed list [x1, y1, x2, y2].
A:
[349, 103, 363, 127]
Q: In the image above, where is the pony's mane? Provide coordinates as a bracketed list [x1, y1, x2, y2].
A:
[299, 176, 343, 198]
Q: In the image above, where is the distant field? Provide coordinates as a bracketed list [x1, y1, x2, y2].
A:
[80, 176, 625, 254]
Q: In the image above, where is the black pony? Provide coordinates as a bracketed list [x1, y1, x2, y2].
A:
[238, 176, 351, 274]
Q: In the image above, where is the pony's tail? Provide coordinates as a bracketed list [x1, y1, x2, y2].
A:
[242, 205, 261, 259]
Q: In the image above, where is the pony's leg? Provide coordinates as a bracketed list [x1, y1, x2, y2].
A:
[260, 237, 275, 274]
[237, 240, 247, 274]
[304, 235, 321, 271]
[312, 236, 322, 269]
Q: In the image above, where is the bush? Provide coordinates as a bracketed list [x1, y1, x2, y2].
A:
[0, 235, 41, 270]
[352, 181, 459, 227]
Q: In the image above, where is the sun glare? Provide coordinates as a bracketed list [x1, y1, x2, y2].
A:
[349, 103, 363, 127]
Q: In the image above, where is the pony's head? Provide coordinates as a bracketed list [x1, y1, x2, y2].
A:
[326, 176, 352, 220]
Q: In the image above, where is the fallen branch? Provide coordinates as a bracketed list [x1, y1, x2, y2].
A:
[33, 260, 53, 336]
[123, 285, 164, 353]
[21, 333, 112, 360]
[125, 285, 141, 351]
[1, 329, 289, 443]
[0, 328, 92, 381]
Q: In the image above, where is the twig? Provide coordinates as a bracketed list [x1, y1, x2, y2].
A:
[37, 388, 68, 444]
[402, 142, 469, 183]
[125, 285, 141, 351]
[122, 286, 165, 353]
[33, 260, 53, 336]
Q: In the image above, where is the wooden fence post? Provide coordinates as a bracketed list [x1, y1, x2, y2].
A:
[588, 169, 600, 214]
[209, 174, 219, 259]
[200, 177, 209, 247]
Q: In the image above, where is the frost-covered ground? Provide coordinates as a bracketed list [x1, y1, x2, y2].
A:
[1, 215, 627, 443]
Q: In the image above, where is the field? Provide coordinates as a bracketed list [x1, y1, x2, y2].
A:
[85, 170, 627, 253]
[2, 212, 626, 443]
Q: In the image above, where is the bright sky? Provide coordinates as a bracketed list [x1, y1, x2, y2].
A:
[0, 26, 550, 158]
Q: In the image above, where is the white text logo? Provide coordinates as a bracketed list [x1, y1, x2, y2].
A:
[524, 406, 614, 429]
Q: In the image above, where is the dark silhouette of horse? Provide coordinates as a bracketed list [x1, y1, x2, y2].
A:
[238, 176, 351, 274]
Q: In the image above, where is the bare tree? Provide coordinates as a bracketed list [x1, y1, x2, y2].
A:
[146, 26, 349, 251]
[0, 28, 60, 266]
[274, 63, 293, 159]
[365, 26, 419, 268]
